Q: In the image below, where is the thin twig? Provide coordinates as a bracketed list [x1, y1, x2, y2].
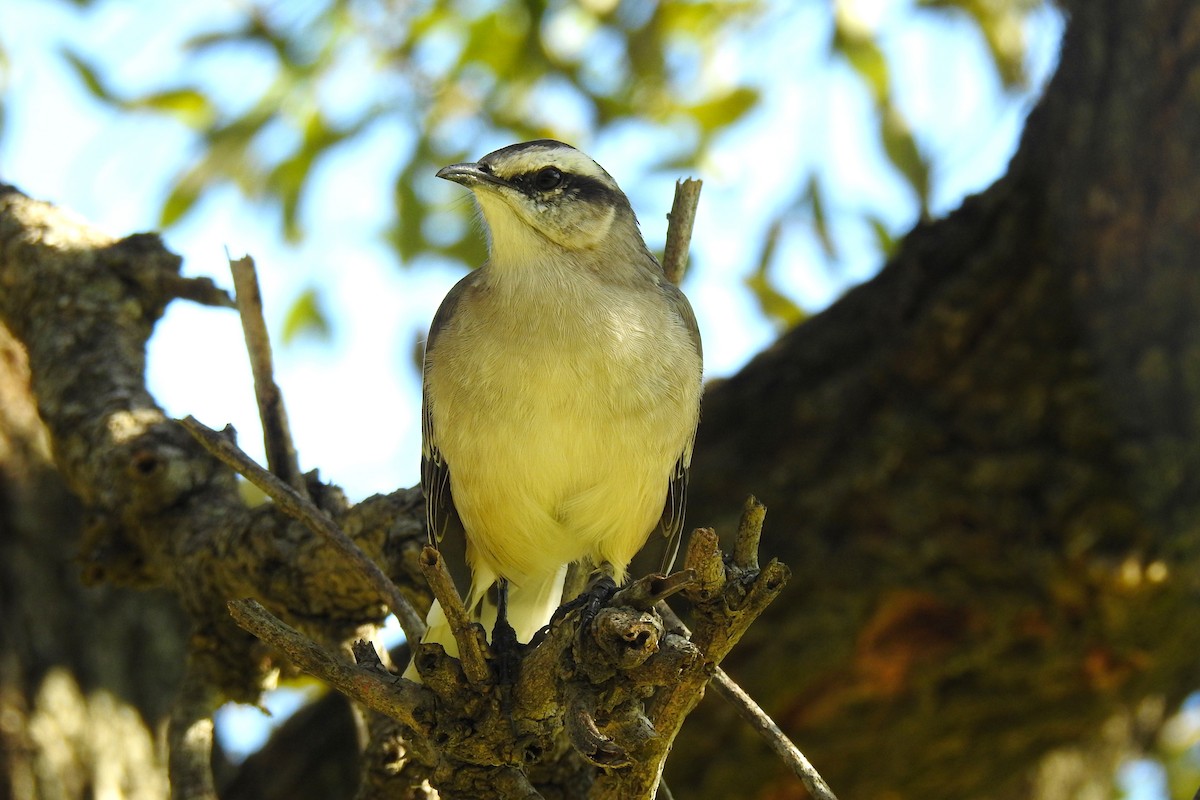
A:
[181, 415, 426, 642]
[662, 178, 702, 285]
[228, 599, 425, 729]
[228, 253, 307, 498]
[656, 602, 838, 800]
[733, 495, 766, 571]
[162, 274, 235, 308]
[417, 545, 490, 684]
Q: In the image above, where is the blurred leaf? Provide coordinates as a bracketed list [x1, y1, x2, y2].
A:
[917, 0, 1031, 88]
[803, 174, 837, 261]
[687, 86, 760, 132]
[159, 174, 202, 228]
[267, 110, 364, 241]
[281, 287, 331, 344]
[129, 88, 216, 128]
[389, 160, 427, 263]
[745, 220, 806, 329]
[59, 48, 117, 103]
[866, 213, 897, 260]
[880, 107, 930, 215]
[463, 10, 530, 74]
[832, 18, 888, 105]
[660, 0, 759, 35]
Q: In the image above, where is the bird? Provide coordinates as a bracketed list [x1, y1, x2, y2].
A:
[410, 139, 703, 676]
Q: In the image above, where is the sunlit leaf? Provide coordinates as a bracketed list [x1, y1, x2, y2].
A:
[916, 0, 1030, 88]
[866, 213, 897, 260]
[745, 220, 806, 329]
[803, 174, 837, 261]
[832, 19, 888, 105]
[159, 176, 201, 228]
[660, 0, 760, 35]
[129, 88, 215, 128]
[281, 286, 331, 344]
[687, 86, 760, 131]
[59, 48, 117, 104]
[389, 161, 427, 263]
[880, 107, 930, 214]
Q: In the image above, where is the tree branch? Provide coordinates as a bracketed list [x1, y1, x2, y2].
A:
[181, 416, 427, 643]
[415, 546, 490, 684]
[662, 178, 702, 285]
[228, 253, 307, 498]
[228, 599, 426, 730]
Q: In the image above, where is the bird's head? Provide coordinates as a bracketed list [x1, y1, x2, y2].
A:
[437, 140, 639, 259]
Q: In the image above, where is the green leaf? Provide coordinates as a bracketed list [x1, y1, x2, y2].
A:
[281, 287, 331, 344]
[59, 48, 117, 104]
[880, 107, 930, 214]
[389, 162, 426, 263]
[687, 86, 760, 131]
[832, 20, 888, 106]
[129, 88, 216, 128]
[866, 213, 896, 260]
[803, 174, 837, 261]
[744, 221, 806, 329]
[159, 176, 201, 228]
[916, 0, 1030, 88]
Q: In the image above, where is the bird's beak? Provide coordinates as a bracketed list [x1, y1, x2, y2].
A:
[436, 162, 506, 189]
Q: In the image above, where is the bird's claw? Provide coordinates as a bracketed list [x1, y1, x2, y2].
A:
[552, 573, 619, 635]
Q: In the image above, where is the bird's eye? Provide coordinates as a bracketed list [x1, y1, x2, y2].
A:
[533, 166, 563, 191]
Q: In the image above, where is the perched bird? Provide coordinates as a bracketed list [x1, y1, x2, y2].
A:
[412, 139, 703, 672]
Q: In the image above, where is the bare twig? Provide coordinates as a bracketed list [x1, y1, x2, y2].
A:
[733, 495, 766, 571]
[162, 273, 236, 308]
[181, 415, 426, 642]
[228, 599, 425, 729]
[656, 602, 838, 800]
[167, 659, 219, 800]
[610, 568, 695, 610]
[711, 669, 838, 800]
[228, 253, 307, 498]
[662, 178, 702, 285]
[416, 545, 490, 684]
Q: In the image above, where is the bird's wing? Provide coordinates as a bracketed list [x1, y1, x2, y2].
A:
[658, 280, 703, 573]
[421, 270, 482, 596]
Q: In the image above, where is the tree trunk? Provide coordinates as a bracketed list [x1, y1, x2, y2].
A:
[0, 323, 186, 799]
[667, 1, 1200, 797]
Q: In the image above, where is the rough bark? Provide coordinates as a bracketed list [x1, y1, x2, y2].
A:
[668, 1, 1200, 797]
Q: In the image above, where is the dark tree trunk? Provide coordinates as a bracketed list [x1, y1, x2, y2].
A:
[667, 1, 1200, 797]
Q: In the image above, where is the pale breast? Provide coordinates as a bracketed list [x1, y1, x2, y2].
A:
[425, 267, 700, 579]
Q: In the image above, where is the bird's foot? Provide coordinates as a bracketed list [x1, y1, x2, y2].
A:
[552, 572, 618, 633]
[490, 578, 522, 688]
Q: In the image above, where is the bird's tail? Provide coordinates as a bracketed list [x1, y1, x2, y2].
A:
[402, 564, 569, 682]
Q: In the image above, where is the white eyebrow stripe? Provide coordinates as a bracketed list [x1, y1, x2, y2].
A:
[491, 148, 611, 184]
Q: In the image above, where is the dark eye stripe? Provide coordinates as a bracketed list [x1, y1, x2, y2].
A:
[511, 170, 623, 206]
